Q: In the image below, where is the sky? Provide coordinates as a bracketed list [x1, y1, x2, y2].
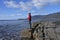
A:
[0, 0, 60, 20]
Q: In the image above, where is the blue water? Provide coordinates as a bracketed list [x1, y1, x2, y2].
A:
[0, 20, 30, 40]
[0, 20, 30, 33]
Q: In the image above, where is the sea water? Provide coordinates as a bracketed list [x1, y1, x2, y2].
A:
[0, 20, 30, 40]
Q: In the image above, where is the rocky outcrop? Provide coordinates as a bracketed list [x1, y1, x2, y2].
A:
[20, 21, 60, 40]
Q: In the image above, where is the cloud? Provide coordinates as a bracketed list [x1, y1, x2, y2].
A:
[4, 1, 20, 8]
[10, 13, 22, 16]
[0, 13, 21, 17]
[32, 0, 46, 8]
[32, 0, 60, 8]
[19, 1, 31, 10]
[0, 13, 22, 20]
[4, 1, 31, 10]
[4, 0, 60, 10]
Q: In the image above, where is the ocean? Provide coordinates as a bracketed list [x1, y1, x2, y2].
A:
[0, 20, 30, 40]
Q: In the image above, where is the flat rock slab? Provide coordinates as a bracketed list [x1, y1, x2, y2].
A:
[20, 29, 31, 38]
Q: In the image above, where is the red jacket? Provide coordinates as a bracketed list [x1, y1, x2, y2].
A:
[28, 13, 31, 21]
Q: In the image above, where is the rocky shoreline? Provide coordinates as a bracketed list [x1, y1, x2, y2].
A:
[20, 21, 60, 40]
